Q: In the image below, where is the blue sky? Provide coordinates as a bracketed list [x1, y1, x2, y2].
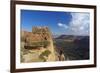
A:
[21, 10, 90, 36]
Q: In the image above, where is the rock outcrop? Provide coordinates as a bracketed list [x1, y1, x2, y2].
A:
[21, 27, 59, 62]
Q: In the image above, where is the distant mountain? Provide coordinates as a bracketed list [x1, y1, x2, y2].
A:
[55, 35, 89, 40]
[74, 36, 89, 49]
[55, 35, 74, 39]
[53, 35, 89, 60]
[74, 36, 89, 59]
[52, 35, 60, 39]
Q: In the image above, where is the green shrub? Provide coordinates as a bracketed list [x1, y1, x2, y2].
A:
[39, 50, 51, 62]
[40, 50, 51, 57]
[39, 55, 46, 62]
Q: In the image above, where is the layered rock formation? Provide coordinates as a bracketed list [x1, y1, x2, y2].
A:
[21, 27, 59, 62]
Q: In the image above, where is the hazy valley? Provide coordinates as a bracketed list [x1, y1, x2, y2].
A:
[53, 35, 89, 60]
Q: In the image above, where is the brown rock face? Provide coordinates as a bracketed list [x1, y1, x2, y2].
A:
[32, 27, 51, 40]
[21, 27, 58, 62]
[21, 27, 51, 43]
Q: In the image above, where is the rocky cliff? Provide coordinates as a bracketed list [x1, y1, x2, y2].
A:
[21, 27, 59, 62]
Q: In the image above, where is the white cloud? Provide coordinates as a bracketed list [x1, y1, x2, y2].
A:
[58, 23, 68, 29]
[69, 13, 90, 35]
[57, 12, 90, 36]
